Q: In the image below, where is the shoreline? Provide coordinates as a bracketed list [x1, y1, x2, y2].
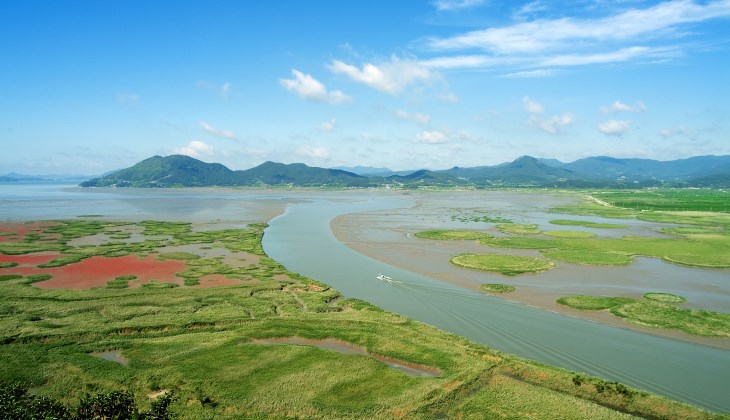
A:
[330, 212, 730, 351]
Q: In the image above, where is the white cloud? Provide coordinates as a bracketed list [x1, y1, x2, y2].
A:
[416, 130, 449, 144]
[432, 0, 486, 11]
[220, 82, 231, 98]
[529, 113, 573, 134]
[513, 1, 548, 20]
[329, 56, 434, 95]
[320, 118, 337, 132]
[522, 96, 544, 114]
[196, 81, 232, 98]
[295, 146, 330, 160]
[117, 93, 139, 106]
[659, 126, 693, 139]
[502, 69, 556, 78]
[200, 121, 237, 140]
[428, 1, 730, 54]
[597, 120, 631, 136]
[540, 46, 659, 66]
[279, 69, 352, 105]
[395, 110, 431, 126]
[419, 55, 512, 70]
[174, 140, 215, 158]
[601, 100, 647, 113]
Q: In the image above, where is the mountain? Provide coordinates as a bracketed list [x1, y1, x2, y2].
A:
[238, 161, 369, 187]
[333, 165, 392, 176]
[79, 154, 730, 189]
[80, 155, 370, 188]
[80, 155, 237, 187]
[559, 155, 730, 182]
[440, 156, 577, 185]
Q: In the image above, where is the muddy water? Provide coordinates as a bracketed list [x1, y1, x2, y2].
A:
[91, 350, 128, 366]
[250, 337, 441, 377]
[263, 194, 730, 413]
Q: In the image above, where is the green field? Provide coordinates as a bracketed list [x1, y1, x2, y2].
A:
[451, 254, 555, 276]
[550, 219, 628, 229]
[557, 294, 730, 337]
[479, 283, 516, 293]
[0, 220, 715, 418]
[590, 190, 730, 213]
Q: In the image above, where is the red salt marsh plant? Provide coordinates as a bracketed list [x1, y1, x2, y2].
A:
[7, 254, 187, 289]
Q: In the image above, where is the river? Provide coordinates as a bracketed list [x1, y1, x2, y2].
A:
[262, 194, 730, 413]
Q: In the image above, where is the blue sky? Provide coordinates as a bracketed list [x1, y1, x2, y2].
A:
[1, 0, 729, 174]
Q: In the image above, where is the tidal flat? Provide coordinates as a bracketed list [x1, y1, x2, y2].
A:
[331, 191, 730, 348]
[2, 184, 730, 415]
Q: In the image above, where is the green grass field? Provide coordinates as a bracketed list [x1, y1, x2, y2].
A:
[557, 294, 730, 337]
[0, 219, 716, 418]
[479, 283, 516, 293]
[451, 254, 555, 276]
[550, 219, 628, 229]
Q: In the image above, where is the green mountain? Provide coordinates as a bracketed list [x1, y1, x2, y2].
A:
[440, 156, 578, 185]
[80, 155, 238, 187]
[239, 161, 370, 187]
[80, 155, 370, 188]
[552, 155, 730, 182]
[80, 154, 730, 189]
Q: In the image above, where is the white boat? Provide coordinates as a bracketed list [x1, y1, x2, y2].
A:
[376, 273, 393, 283]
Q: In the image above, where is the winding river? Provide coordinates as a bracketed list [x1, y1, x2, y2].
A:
[263, 195, 730, 413]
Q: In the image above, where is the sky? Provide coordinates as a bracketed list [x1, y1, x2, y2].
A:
[1, 0, 729, 175]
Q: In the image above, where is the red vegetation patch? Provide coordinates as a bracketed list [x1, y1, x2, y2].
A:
[196, 274, 242, 288]
[0, 253, 63, 266]
[22, 255, 187, 290]
[0, 222, 57, 242]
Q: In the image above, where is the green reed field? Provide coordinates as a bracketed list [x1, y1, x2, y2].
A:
[0, 219, 719, 418]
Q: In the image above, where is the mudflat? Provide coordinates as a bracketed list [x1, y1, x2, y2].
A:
[330, 191, 730, 349]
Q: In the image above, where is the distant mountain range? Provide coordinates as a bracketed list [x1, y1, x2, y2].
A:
[0, 172, 93, 182]
[79, 154, 730, 189]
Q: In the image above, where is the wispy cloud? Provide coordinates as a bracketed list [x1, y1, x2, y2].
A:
[196, 81, 232, 98]
[415, 130, 449, 144]
[522, 96, 544, 114]
[502, 69, 557, 78]
[523, 96, 572, 134]
[432, 0, 486, 12]
[295, 145, 330, 160]
[280, 69, 352, 105]
[659, 125, 693, 139]
[395, 109, 431, 126]
[530, 114, 573, 134]
[200, 121, 237, 140]
[598, 120, 631, 136]
[601, 100, 647, 113]
[329, 56, 435, 95]
[174, 140, 215, 158]
[117, 93, 139, 106]
[428, 1, 730, 53]
[423, 1, 730, 70]
[320, 118, 337, 132]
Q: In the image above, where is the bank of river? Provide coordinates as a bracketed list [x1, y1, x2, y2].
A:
[263, 195, 730, 413]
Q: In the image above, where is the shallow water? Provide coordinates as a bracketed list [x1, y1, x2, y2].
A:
[91, 350, 128, 366]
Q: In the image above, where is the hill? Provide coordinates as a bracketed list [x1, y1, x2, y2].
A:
[80, 155, 371, 188]
[80, 154, 730, 189]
